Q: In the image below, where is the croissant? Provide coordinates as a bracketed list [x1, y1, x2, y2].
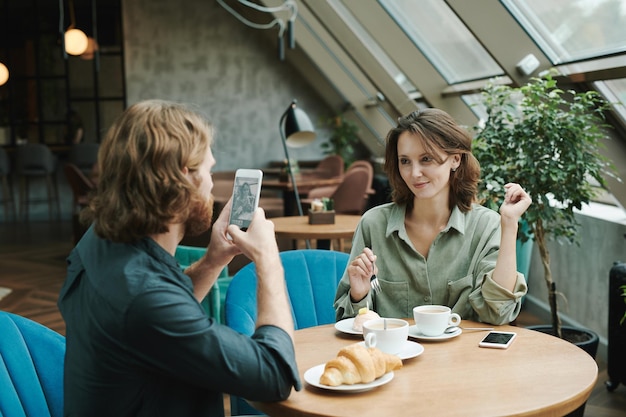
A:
[319, 343, 402, 386]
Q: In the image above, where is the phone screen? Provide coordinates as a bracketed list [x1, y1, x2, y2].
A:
[481, 332, 515, 345]
[229, 173, 261, 231]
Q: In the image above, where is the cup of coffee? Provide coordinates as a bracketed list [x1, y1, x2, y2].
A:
[413, 305, 461, 337]
[362, 318, 409, 354]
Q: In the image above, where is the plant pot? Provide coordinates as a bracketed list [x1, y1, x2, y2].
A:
[308, 210, 335, 225]
[526, 325, 599, 417]
[516, 221, 533, 305]
[516, 221, 533, 278]
[526, 325, 599, 358]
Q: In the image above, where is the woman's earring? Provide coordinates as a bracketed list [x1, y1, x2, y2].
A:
[452, 167, 457, 172]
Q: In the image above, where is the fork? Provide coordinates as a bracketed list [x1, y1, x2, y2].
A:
[370, 261, 382, 294]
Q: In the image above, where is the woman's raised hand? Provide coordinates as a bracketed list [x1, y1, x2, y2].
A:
[347, 247, 377, 302]
[499, 183, 532, 223]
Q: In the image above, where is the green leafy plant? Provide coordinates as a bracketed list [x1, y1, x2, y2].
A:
[321, 115, 360, 169]
[473, 72, 618, 339]
[322, 197, 334, 211]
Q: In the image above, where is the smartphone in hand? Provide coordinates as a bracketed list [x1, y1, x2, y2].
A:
[229, 169, 263, 232]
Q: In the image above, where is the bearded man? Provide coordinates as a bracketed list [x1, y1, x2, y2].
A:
[58, 99, 300, 417]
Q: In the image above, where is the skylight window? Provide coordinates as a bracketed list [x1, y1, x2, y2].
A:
[378, 0, 503, 84]
[328, 0, 417, 95]
[502, 0, 626, 64]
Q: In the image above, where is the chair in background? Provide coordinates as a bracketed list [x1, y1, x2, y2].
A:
[224, 249, 349, 415]
[64, 163, 94, 210]
[301, 165, 372, 215]
[64, 163, 96, 244]
[347, 160, 375, 195]
[175, 245, 232, 324]
[303, 159, 374, 202]
[0, 147, 16, 221]
[68, 142, 100, 177]
[0, 311, 65, 417]
[311, 155, 344, 178]
[15, 143, 60, 221]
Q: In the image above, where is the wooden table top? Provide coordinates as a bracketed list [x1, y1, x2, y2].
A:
[251, 321, 598, 417]
[271, 215, 361, 240]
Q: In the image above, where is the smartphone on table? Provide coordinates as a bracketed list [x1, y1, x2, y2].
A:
[229, 169, 263, 232]
[478, 331, 517, 349]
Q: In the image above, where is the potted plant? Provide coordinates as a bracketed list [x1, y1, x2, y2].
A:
[321, 115, 360, 170]
[472, 71, 618, 351]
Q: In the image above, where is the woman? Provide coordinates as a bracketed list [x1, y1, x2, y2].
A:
[334, 109, 532, 325]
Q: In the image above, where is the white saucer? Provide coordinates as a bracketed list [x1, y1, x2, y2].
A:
[334, 318, 362, 335]
[408, 325, 462, 341]
[304, 364, 394, 392]
[357, 340, 424, 360]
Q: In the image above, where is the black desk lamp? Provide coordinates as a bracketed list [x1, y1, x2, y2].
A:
[279, 100, 315, 217]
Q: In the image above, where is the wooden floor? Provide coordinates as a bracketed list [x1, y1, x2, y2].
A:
[1, 219, 626, 416]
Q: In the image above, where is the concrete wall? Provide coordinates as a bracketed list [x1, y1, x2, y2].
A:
[524, 210, 626, 360]
[122, 0, 334, 172]
[5, 0, 337, 223]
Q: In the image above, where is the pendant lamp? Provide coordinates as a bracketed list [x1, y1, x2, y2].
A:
[65, 28, 89, 55]
[0, 63, 9, 86]
[64, 0, 88, 56]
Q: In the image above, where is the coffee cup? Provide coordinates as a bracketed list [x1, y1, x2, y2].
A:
[413, 305, 461, 337]
[362, 318, 409, 354]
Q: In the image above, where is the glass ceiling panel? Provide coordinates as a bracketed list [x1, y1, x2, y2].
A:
[462, 94, 488, 123]
[594, 78, 626, 126]
[328, 0, 417, 95]
[503, 0, 626, 64]
[378, 0, 503, 84]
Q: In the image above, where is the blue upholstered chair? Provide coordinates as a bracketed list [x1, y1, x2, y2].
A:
[224, 249, 350, 415]
[174, 245, 231, 323]
[0, 311, 65, 417]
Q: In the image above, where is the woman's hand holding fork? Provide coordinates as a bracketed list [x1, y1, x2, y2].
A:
[347, 247, 380, 302]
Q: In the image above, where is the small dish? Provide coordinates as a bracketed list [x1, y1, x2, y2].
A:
[334, 318, 362, 335]
[304, 364, 394, 392]
[357, 340, 424, 360]
[408, 325, 462, 341]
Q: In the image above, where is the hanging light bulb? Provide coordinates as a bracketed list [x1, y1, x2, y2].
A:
[65, 28, 89, 56]
[0, 62, 8, 86]
[64, 0, 88, 56]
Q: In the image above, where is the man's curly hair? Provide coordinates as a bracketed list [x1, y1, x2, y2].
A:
[81, 100, 213, 243]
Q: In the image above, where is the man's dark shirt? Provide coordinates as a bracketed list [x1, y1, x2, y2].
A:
[58, 226, 300, 416]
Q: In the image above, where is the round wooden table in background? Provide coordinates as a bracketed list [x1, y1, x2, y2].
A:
[270, 215, 361, 251]
[251, 321, 598, 417]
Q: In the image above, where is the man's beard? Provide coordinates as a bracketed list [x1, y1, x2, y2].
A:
[184, 194, 214, 237]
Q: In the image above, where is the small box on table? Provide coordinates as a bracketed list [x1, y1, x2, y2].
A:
[308, 210, 335, 225]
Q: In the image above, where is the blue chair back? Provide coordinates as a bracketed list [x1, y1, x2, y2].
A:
[224, 249, 348, 415]
[225, 249, 349, 335]
[0, 311, 65, 417]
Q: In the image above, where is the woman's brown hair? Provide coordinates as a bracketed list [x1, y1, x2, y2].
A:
[81, 100, 213, 243]
[383, 108, 480, 212]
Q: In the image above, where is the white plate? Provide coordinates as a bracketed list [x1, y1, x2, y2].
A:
[408, 325, 462, 341]
[334, 318, 362, 335]
[357, 340, 424, 360]
[304, 364, 394, 392]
